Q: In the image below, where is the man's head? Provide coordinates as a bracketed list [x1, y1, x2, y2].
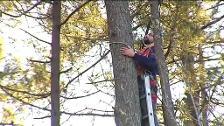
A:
[143, 33, 154, 45]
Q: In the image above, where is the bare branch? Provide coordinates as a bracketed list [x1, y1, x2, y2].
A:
[60, 0, 92, 26]
[86, 107, 114, 113]
[0, 84, 50, 98]
[85, 79, 114, 84]
[60, 67, 73, 74]
[20, 28, 51, 45]
[33, 115, 51, 119]
[1, 87, 51, 112]
[29, 59, 51, 64]
[201, 14, 224, 30]
[206, 2, 224, 10]
[92, 83, 114, 97]
[1, 1, 42, 18]
[1, 87, 114, 117]
[65, 50, 110, 89]
[62, 111, 114, 117]
[61, 90, 100, 99]
[167, 57, 222, 65]
[20, 28, 64, 51]
[205, 40, 224, 44]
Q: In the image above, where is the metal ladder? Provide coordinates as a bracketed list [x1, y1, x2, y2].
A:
[144, 73, 155, 126]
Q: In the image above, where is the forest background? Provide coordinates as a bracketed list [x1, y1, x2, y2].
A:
[0, 0, 224, 126]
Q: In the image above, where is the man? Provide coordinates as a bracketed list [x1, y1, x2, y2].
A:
[120, 33, 159, 126]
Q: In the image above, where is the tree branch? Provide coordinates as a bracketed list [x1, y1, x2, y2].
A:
[20, 28, 51, 45]
[86, 107, 114, 113]
[0, 84, 50, 98]
[206, 2, 224, 10]
[61, 90, 100, 100]
[29, 59, 51, 64]
[1, 1, 42, 18]
[62, 111, 114, 117]
[1, 87, 114, 117]
[85, 79, 114, 84]
[201, 14, 224, 30]
[65, 50, 110, 89]
[1, 71, 113, 118]
[60, 67, 73, 74]
[60, 0, 92, 26]
[33, 115, 51, 119]
[1, 87, 51, 112]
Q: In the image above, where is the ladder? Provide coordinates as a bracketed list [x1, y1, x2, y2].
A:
[144, 73, 155, 126]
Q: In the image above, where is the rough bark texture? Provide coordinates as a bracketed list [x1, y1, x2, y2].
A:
[51, 1, 61, 126]
[149, 0, 178, 126]
[182, 54, 201, 126]
[182, 51, 201, 126]
[105, 1, 141, 126]
[198, 45, 208, 126]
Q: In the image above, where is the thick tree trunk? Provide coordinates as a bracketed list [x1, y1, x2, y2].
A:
[51, 1, 61, 126]
[105, 1, 141, 126]
[149, 0, 178, 126]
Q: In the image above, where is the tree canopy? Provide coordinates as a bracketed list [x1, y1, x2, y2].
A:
[0, 0, 223, 126]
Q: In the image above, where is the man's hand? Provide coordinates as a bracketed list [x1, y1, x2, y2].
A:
[120, 47, 135, 57]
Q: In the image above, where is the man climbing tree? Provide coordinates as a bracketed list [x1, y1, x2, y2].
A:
[120, 33, 159, 126]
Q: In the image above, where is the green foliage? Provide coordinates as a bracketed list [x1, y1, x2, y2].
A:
[161, 1, 209, 58]
[0, 0, 223, 125]
[1, 107, 15, 124]
[130, 1, 150, 30]
[60, 1, 107, 62]
[0, 1, 14, 12]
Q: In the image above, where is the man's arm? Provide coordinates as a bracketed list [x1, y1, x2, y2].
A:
[120, 47, 157, 69]
[133, 53, 157, 69]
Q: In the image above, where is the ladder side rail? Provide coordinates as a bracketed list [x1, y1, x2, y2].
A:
[144, 74, 155, 126]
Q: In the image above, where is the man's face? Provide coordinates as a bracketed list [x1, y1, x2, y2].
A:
[143, 34, 154, 44]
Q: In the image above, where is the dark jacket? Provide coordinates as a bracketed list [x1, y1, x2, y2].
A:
[133, 46, 159, 77]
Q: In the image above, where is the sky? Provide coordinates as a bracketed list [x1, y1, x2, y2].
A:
[0, 11, 116, 126]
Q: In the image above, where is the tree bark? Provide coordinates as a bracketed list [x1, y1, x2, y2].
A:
[105, 1, 141, 126]
[199, 45, 208, 126]
[51, 1, 61, 126]
[182, 53, 201, 126]
[149, 0, 178, 126]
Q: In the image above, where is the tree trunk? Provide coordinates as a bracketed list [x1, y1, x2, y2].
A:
[51, 1, 61, 126]
[149, 0, 178, 126]
[198, 45, 208, 126]
[182, 53, 201, 126]
[105, 1, 141, 126]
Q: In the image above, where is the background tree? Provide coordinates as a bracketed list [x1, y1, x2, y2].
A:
[0, 0, 111, 125]
[51, 1, 61, 126]
[0, 0, 223, 126]
[150, 0, 177, 126]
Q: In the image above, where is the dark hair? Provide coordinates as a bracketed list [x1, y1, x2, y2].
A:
[143, 33, 154, 45]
